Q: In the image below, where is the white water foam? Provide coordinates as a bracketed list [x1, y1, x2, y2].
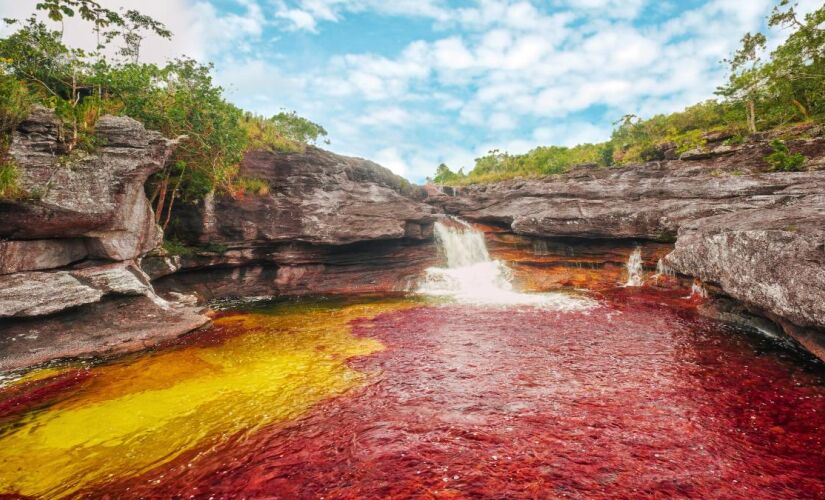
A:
[416, 218, 595, 310]
[623, 248, 644, 287]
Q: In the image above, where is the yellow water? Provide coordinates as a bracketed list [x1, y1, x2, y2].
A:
[0, 298, 413, 498]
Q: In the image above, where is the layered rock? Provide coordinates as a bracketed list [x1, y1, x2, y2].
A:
[432, 140, 825, 241]
[432, 140, 825, 359]
[666, 198, 825, 359]
[0, 108, 209, 368]
[152, 147, 440, 299]
[0, 107, 176, 263]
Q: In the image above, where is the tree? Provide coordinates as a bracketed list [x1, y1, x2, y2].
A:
[110, 10, 172, 63]
[717, 33, 768, 133]
[433, 163, 461, 184]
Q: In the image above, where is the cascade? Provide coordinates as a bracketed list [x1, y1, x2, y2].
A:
[417, 218, 594, 310]
[655, 258, 675, 278]
[624, 248, 644, 287]
[689, 279, 709, 299]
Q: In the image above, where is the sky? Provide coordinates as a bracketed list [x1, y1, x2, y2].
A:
[0, 0, 820, 182]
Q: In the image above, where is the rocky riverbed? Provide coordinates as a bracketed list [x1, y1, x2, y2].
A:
[1, 107, 824, 369]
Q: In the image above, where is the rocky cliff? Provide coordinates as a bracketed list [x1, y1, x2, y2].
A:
[430, 139, 825, 360]
[0, 108, 205, 370]
[147, 146, 440, 299]
[0, 109, 440, 370]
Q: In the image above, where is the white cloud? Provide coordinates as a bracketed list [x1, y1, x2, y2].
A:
[1, 0, 797, 182]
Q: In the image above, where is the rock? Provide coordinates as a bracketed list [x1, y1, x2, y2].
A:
[702, 130, 735, 143]
[0, 272, 103, 318]
[0, 239, 87, 274]
[71, 263, 152, 296]
[154, 239, 438, 300]
[173, 147, 437, 246]
[0, 263, 155, 318]
[433, 168, 825, 241]
[141, 254, 182, 280]
[0, 107, 175, 260]
[666, 199, 825, 331]
[679, 148, 714, 160]
[153, 147, 441, 299]
[0, 295, 209, 372]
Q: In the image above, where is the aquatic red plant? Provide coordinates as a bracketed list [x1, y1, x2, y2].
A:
[102, 289, 825, 498]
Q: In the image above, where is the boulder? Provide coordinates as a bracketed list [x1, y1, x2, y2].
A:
[0, 239, 88, 275]
[666, 199, 825, 331]
[0, 295, 210, 372]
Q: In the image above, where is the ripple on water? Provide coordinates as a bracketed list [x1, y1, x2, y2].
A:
[1, 291, 824, 498]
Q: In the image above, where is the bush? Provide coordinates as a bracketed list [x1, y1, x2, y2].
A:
[765, 139, 806, 171]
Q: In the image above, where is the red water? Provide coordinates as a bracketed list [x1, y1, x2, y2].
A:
[101, 289, 825, 498]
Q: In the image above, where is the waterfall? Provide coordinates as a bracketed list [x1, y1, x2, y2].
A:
[623, 248, 644, 287]
[417, 218, 595, 310]
[655, 258, 675, 278]
[689, 279, 709, 299]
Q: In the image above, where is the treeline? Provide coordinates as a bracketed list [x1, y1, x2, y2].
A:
[434, 0, 825, 185]
[0, 0, 327, 227]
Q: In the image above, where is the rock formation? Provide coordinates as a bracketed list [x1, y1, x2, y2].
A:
[148, 146, 440, 299]
[0, 107, 209, 367]
[2, 105, 824, 370]
[429, 139, 825, 360]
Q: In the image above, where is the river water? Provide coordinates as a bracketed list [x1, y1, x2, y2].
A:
[1, 222, 824, 497]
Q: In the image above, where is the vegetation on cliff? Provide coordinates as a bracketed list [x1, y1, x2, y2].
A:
[0, 1, 327, 227]
[434, 0, 825, 185]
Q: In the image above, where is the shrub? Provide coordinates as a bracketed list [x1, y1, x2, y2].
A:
[765, 139, 806, 172]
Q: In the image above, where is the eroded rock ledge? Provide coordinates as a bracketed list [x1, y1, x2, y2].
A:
[431, 139, 825, 360]
[148, 146, 440, 300]
[0, 108, 210, 370]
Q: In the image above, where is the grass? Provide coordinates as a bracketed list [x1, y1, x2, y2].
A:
[0, 159, 22, 199]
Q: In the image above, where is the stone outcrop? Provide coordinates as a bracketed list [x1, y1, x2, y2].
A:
[431, 139, 825, 241]
[0, 295, 208, 372]
[0, 108, 209, 368]
[0, 107, 176, 263]
[151, 146, 440, 300]
[432, 139, 825, 360]
[174, 147, 435, 245]
[666, 198, 825, 359]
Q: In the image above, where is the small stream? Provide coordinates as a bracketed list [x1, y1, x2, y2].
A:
[1, 223, 824, 497]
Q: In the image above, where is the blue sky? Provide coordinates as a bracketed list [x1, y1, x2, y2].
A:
[1, 0, 818, 182]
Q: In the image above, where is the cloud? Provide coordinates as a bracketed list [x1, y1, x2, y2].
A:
[0, 0, 792, 182]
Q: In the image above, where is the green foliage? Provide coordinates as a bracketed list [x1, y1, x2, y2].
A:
[235, 176, 270, 196]
[162, 239, 194, 256]
[432, 163, 464, 184]
[0, 4, 325, 232]
[163, 239, 228, 256]
[268, 111, 328, 145]
[0, 159, 21, 199]
[765, 139, 806, 171]
[441, 143, 607, 185]
[0, 71, 32, 134]
[717, 1, 825, 131]
[241, 113, 305, 153]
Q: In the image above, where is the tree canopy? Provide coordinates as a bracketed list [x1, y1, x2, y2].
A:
[0, 1, 328, 228]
